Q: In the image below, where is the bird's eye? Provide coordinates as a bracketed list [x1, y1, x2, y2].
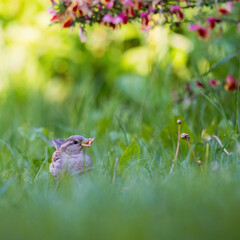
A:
[73, 140, 78, 144]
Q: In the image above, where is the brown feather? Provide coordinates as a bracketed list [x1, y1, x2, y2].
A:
[52, 150, 61, 166]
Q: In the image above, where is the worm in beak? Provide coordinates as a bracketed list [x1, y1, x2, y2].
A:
[81, 137, 95, 147]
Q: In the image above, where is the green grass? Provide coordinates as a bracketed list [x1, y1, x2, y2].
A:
[0, 67, 239, 239]
[1, 1, 240, 239]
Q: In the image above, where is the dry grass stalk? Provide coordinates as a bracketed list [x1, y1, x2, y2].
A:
[170, 120, 182, 173]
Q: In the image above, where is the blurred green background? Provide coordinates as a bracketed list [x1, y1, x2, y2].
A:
[0, 0, 240, 239]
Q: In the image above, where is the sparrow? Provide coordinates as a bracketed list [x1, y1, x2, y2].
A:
[49, 135, 95, 179]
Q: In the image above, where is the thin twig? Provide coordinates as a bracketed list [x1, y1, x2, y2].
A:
[186, 139, 202, 166]
[170, 120, 181, 173]
[181, 133, 202, 166]
[211, 135, 231, 156]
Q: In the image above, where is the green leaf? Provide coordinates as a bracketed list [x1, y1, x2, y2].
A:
[120, 141, 140, 167]
[203, 53, 238, 76]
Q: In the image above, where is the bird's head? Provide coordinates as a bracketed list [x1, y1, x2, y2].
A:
[50, 135, 95, 155]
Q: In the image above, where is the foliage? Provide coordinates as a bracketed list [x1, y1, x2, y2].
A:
[49, 0, 240, 41]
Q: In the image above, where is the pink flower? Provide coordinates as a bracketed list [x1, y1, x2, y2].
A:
[133, 0, 142, 10]
[49, 9, 56, 15]
[196, 81, 204, 88]
[71, 2, 83, 18]
[140, 12, 149, 27]
[224, 75, 238, 91]
[140, 12, 148, 18]
[62, 17, 72, 28]
[120, 12, 128, 24]
[112, 16, 123, 25]
[189, 24, 209, 39]
[186, 82, 192, 93]
[122, 0, 135, 17]
[106, 1, 114, 9]
[141, 25, 152, 32]
[170, 6, 181, 11]
[225, 1, 233, 11]
[170, 5, 184, 20]
[208, 79, 219, 86]
[102, 14, 113, 23]
[218, 1, 233, 15]
[149, 7, 155, 13]
[238, 23, 240, 32]
[126, 7, 135, 17]
[206, 18, 221, 29]
[51, 15, 58, 22]
[189, 24, 201, 31]
[123, 0, 134, 6]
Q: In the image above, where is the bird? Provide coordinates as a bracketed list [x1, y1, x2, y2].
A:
[49, 135, 95, 179]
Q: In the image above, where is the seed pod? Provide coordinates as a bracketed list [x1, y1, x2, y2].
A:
[197, 160, 202, 165]
[181, 133, 190, 140]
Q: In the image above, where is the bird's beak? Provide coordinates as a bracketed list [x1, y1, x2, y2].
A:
[81, 137, 95, 147]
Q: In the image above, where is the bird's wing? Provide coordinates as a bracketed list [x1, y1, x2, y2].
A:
[49, 139, 65, 150]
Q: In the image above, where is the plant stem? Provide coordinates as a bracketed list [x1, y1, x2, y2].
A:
[235, 90, 239, 134]
[186, 139, 201, 166]
[205, 143, 209, 163]
[170, 120, 181, 173]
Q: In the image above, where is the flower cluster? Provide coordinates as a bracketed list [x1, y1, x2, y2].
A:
[49, 0, 157, 41]
[49, 0, 240, 42]
[194, 75, 239, 92]
[189, 1, 240, 40]
[173, 75, 239, 103]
